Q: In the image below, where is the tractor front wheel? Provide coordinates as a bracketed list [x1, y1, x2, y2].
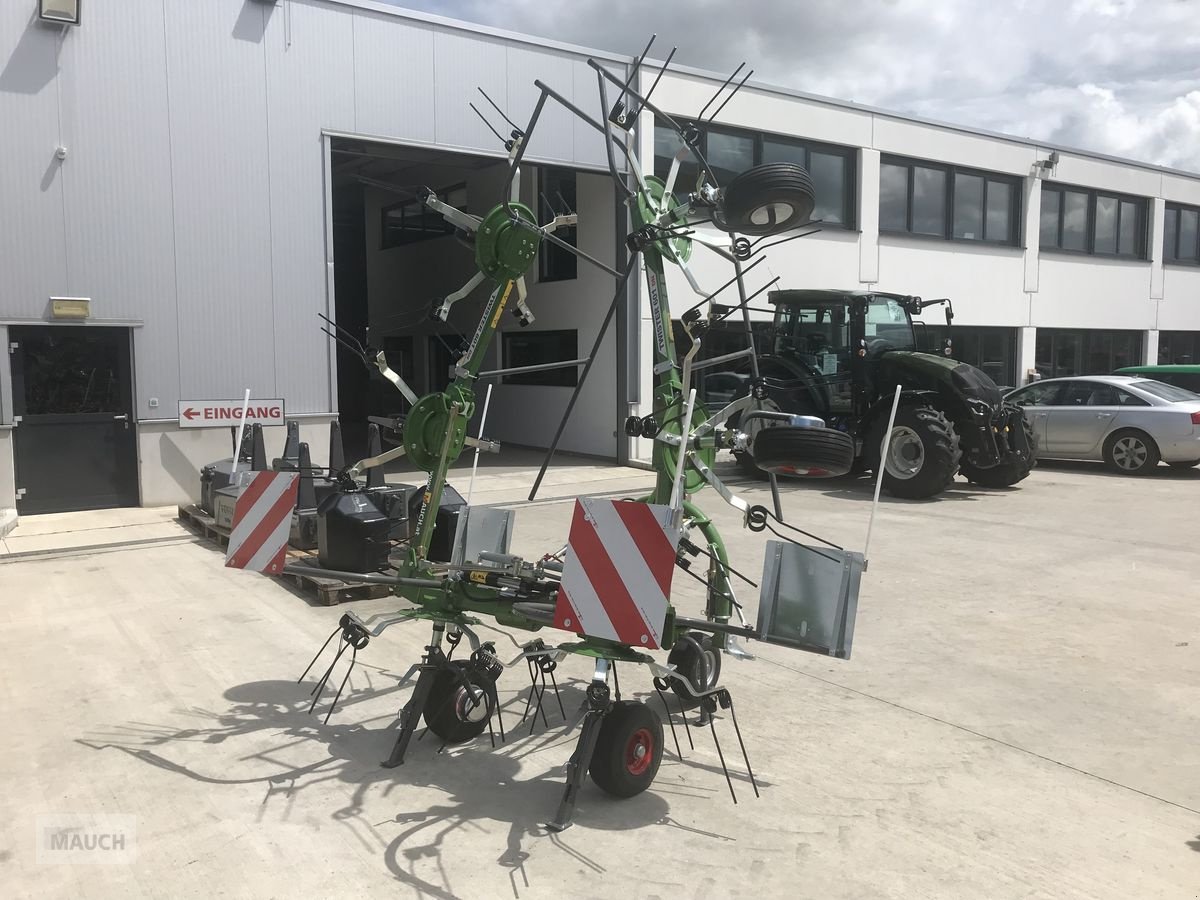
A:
[871, 405, 961, 499]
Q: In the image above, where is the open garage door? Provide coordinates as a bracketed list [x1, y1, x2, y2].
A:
[328, 137, 621, 466]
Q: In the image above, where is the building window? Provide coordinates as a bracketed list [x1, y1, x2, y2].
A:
[922, 326, 1017, 388]
[1159, 331, 1200, 364]
[502, 330, 578, 386]
[381, 183, 466, 249]
[652, 119, 856, 227]
[1163, 203, 1200, 264]
[1034, 328, 1142, 378]
[1039, 184, 1147, 258]
[878, 155, 1020, 245]
[538, 168, 577, 283]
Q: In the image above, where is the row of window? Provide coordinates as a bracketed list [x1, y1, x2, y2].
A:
[653, 119, 1200, 264]
[1164, 204, 1200, 264]
[653, 123, 855, 226]
[879, 158, 1019, 245]
[1039, 186, 1145, 258]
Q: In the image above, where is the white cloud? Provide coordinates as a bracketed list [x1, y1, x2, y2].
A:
[388, 0, 1200, 171]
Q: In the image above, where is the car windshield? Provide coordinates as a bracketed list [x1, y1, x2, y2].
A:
[1132, 379, 1200, 403]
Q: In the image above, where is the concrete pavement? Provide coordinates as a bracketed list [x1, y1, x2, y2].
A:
[0, 457, 1197, 898]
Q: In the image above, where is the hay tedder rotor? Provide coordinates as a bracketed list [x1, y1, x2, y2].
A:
[226, 36, 898, 831]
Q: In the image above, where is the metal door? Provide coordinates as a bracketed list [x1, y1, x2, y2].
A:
[1045, 381, 1118, 457]
[10, 325, 139, 514]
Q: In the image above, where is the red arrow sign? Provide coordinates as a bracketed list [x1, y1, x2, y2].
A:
[177, 399, 286, 429]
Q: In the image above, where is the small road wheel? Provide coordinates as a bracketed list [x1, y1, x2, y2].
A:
[718, 163, 815, 236]
[423, 661, 495, 744]
[1103, 430, 1160, 475]
[751, 425, 854, 477]
[588, 700, 664, 798]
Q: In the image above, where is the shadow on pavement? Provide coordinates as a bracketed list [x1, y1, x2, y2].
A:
[77, 668, 742, 898]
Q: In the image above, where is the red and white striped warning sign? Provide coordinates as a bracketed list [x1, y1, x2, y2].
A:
[553, 499, 678, 649]
[224, 471, 299, 574]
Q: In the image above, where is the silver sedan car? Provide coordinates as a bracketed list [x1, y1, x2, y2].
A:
[1005, 375, 1200, 474]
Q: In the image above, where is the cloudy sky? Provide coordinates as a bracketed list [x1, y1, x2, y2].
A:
[385, 0, 1200, 172]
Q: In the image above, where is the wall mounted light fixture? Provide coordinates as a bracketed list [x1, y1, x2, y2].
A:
[38, 0, 81, 26]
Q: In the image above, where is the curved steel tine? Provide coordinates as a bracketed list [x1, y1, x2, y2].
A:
[529, 253, 640, 500]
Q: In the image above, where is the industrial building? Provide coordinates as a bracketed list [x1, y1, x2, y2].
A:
[2, 0, 1199, 515]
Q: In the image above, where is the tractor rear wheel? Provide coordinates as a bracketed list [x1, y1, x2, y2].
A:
[960, 416, 1037, 488]
[871, 405, 961, 499]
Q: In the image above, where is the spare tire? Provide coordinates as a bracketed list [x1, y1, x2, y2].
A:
[752, 425, 854, 477]
[717, 163, 815, 236]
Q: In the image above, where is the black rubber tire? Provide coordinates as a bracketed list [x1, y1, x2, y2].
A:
[588, 700, 664, 799]
[751, 425, 855, 477]
[718, 163, 815, 236]
[1167, 459, 1200, 469]
[960, 416, 1037, 488]
[1102, 429, 1161, 475]
[422, 662, 495, 744]
[872, 405, 962, 499]
[666, 631, 722, 710]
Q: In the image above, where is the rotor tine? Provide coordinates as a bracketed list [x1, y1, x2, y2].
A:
[707, 68, 753, 123]
[323, 646, 357, 725]
[539, 191, 556, 218]
[708, 709, 737, 804]
[615, 33, 656, 108]
[490, 678, 506, 742]
[478, 86, 520, 133]
[725, 694, 759, 798]
[768, 470, 784, 521]
[298, 625, 342, 682]
[637, 46, 676, 113]
[697, 62, 744, 121]
[548, 667, 566, 720]
[680, 695, 695, 750]
[308, 641, 350, 713]
[530, 253, 640, 500]
[469, 101, 508, 147]
[656, 686, 683, 760]
[521, 658, 537, 723]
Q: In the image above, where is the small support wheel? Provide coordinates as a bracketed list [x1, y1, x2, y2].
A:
[423, 661, 495, 744]
[666, 631, 722, 710]
[588, 700, 663, 798]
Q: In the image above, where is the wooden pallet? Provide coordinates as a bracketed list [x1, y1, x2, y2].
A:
[177, 504, 230, 547]
[278, 556, 394, 606]
[177, 504, 392, 606]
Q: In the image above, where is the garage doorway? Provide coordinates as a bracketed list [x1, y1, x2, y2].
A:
[9, 325, 139, 514]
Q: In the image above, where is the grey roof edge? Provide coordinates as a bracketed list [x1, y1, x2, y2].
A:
[321, 0, 629, 64]
[323, 2, 1199, 183]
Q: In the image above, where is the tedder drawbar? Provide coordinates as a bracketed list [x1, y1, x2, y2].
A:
[226, 36, 900, 831]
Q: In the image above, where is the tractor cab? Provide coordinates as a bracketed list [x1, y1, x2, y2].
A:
[765, 290, 934, 419]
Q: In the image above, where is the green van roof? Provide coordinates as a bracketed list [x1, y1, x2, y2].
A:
[1116, 365, 1200, 374]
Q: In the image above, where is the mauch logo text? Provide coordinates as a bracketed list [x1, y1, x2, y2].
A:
[36, 814, 137, 865]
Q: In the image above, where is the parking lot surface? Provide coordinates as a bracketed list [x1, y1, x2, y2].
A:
[2, 459, 1198, 899]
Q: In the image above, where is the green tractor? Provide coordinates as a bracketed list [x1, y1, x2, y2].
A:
[732, 289, 1036, 499]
